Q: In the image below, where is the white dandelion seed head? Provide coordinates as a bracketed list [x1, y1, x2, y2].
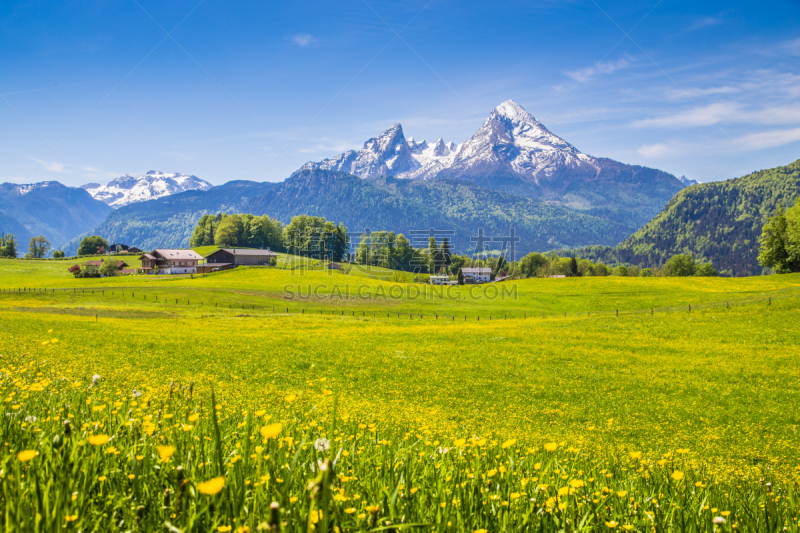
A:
[91, 374, 101, 385]
[713, 517, 726, 525]
[314, 438, 330, 452]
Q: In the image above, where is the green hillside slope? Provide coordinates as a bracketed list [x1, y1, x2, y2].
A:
[568, 159, 800, 276]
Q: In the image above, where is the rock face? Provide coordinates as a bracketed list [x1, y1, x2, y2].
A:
[301, 100, 685, 230]
[82, 171, 212, 208]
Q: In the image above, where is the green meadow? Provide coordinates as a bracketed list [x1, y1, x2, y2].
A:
[1, 257, 800, 531]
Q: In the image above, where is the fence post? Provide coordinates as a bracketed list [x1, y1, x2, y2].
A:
[616, 309, 618, 317]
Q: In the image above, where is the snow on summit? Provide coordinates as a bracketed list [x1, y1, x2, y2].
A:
[81, 171, 212, 208]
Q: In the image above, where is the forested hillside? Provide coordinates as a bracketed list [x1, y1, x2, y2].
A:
[567, 160, 800, 276]
[243, 169, 632, 255]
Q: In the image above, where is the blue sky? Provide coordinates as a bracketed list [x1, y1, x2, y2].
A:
[1, 0, 799, 187]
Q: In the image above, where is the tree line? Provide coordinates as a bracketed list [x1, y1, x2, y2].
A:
[0, 234, 65, 259]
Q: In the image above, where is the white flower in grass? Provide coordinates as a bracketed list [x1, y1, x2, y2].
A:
[713, 517, 726, 525]
[314, 438, 330, 452]
[92, 374, 101, 386]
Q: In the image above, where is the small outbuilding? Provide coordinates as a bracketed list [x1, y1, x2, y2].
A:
[204, 248, 279, 267]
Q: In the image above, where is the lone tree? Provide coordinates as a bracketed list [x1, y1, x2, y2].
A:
[28, 235, 51, 258]
[457, 268, 464, 285]
[77, 236, 109, 256]
[759, 201, 800, 273]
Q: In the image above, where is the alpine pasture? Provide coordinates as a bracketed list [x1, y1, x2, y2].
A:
[1, 257, 800, 532]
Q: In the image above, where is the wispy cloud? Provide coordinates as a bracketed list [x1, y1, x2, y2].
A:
[638, 142, 679, 158]
[738, 127, 800, 150]
[563, 57, 631, 83]
[290, 33, 316, 47]
[631, 102, 800, 128]
[683, 15, 724, 33]
[28, 157, 67, 173]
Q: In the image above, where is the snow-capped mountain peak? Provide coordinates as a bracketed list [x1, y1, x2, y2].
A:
[82, 171, 212, 208]
[301, 123, 460, 180]
[300, 99, 595, 183]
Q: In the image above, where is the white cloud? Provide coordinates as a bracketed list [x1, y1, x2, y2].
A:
[28, 157, 67, 173]
[638, 143, 677, 158]
[564, 57, 630, 83]
[664, 86, 738, 100]
[631, 102, 740, 128]
[291, 33, 316, 47]
[738, 127, 800, 150]
[684, 16, 723, 32]
[631, 102, 800, 128]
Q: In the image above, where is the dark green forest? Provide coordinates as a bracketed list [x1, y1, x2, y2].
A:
[562, 160, 800, 276]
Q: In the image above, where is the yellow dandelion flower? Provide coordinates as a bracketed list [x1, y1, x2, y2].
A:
[260, 423, 282, 439]
[501, 439, 517, 449]
[188, 413, 200, 422]
[629, 451, 642, 460]
[617, 491, 628, 498]
[606, 521, 618, 528]
[544, 442, 558, 452]
[217, 527, 232, 532]
[344, 508, 356, 514]
[17, 450, 38, 462]
[157, 445, 176, 461]
[284, 394, 296, 403]
[65, 515, 78, 522]
[453, 438, 466, 447]
[87, 435, 110, 446]
[197, 477, 225, 495]
[671, 471, 685, 481]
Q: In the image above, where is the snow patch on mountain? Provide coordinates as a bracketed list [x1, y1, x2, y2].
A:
[11, 182, 59, 196]
[82, 171, 212, 208]
[679, 176, 700, 186]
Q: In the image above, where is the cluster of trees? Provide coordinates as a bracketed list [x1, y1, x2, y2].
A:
[190, 214, 284, 250]
[284, 216, 349, 262]
[77, 236, 109, 256]
[0, 233, 65, 259]
[758, 199, 800, 273]
[0, 234, 19, 258]
[512, 252, 716, 278]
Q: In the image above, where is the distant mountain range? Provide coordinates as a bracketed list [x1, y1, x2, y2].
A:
[0, 181, 111, 250]
[81, 171, 212, 207]
[4, 99, 709, 259]
[565, 159, 800, 276]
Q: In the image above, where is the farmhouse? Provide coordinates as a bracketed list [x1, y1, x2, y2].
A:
[461, 267, 492, 284]
[139, 249, 203, 274]
[203, 248, 279, 270]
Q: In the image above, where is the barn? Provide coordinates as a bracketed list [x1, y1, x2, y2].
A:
[202, 248, 279, 270]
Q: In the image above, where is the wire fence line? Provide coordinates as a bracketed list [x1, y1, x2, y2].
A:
[1, 284, 799, 323]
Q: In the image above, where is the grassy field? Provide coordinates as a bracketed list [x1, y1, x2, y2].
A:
[1, 258, 800, 531]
